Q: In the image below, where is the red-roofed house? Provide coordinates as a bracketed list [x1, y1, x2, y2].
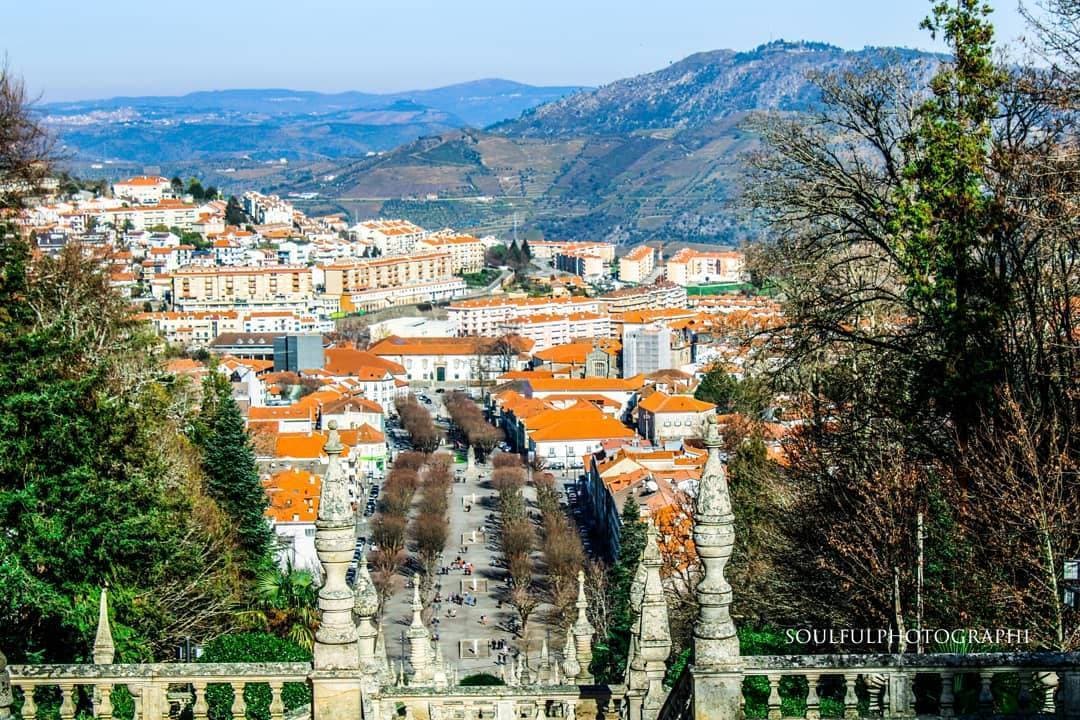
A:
[635, 390, 715, 447]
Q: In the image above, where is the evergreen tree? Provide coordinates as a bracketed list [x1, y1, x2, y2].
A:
[694, 367, 740, 411]
[197, 372, 274, 573]
[0, 232, 245, 661]
[591, 497, 648, 683]
[225, 196, 247, 226]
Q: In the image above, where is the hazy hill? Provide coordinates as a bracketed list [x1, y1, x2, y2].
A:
[295, 42, 941, 245]
[43, 80, 587, 164]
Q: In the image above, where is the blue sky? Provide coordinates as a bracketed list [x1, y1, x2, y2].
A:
[6, 0, 1031, 101]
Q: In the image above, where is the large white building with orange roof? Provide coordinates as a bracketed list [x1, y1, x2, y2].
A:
[498, 311, 613, 352]
[368, 335, 533, 383]
[112, 175, 171, 204]
[664, 247, 747, 286]
[98, 199, 198, 231]
[447, 295, 603, 337]
[522, 402, 637, 470]
[350, 218, 427, 255]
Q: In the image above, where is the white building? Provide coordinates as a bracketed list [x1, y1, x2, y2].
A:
[499, 311, 613, 352]
[635, 390, 715, 448]
[447, 295, 603, 337]
[113, 176, 171, 205]
[350, 219, 427, 256]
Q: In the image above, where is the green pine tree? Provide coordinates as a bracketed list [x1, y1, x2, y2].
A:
[197, 373, 274, 573]
[591, 497, 648, 683]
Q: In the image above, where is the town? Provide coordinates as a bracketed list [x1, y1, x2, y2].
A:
[2, 2, 1078, 720]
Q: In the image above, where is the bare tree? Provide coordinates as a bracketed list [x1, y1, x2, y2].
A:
[0, 60, 52, 210]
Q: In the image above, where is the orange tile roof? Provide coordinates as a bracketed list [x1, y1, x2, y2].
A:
[637, 391, 715, 414]
[340, 423, 385, 445]
[264, 468, 320, 523]
[525, 375, 644, 393]
[369, 335, 534, 356]
[248, 405, 315, 422]
[117, 175, 169, 187]
[324, 346, 406, 376]
[533, 340, 619, 365]
[528, 407, 636, 442]
[623, 245, 655, 262]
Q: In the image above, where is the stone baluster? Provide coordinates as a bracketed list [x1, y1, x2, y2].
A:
[131, 686, 143, 720]
[1017, 671, 1032, 713]
[805, 673, 821, 720]
[977, 671, 994, 715]
[268, 682, 285, 720]
[57, 684, 76, 720]
[191, 682, 208, 720]
[766, 674, 782, 720]
[843, 673, 859, 720]
[140, 681, 165, 720]
[97, 684, 114, 720]
[231, 682, 247, 720]
[938, 671, 955, 718]
[18, 686, 36, 720]
[1036, 672, 1059, 714]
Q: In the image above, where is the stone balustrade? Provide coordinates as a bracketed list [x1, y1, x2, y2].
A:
[5, 663, 624, 720]
[736, 653, 1080, 720]
[374, 683, 623, 720]
[7, 662, 312, 720]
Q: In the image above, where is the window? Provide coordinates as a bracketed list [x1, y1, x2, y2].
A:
[304, 528, 316, 537]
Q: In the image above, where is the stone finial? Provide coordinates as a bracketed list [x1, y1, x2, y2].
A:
[93, 586, 115, 664]
[635, 522, 673, 717]
[313, 419, 359, 669]
[432, 641, 448, 689]
[353, 553, 379, 618]
[562, 628, 581, 683]
[693, 412, 739, 665]
[324, 419, 343, 454]
[353, 553, 379, 674]
[375, 623, 393, 685]
[571, 569, 595, 682]
[407, 581, 433, 683]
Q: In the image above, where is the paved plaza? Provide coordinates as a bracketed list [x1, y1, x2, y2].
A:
[379, 394, 560, 679]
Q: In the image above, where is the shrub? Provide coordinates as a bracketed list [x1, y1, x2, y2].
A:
[458, 672, 505, 686]
[198, 632, 311, 720]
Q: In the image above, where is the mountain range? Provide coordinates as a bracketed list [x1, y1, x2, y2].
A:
[42, 79, 587, 163]
[283, 41, 941, 245]
[54, 41, 943, 245]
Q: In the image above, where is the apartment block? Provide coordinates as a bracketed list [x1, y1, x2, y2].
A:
[322, 250, 453, 295]
[171, 265, 314, 306]
[112, 175, 171, 205]
[618, 245, 656, 283]
[419, 232, 485, 274]
[499, 311, 613, 352]
[664, 248, 746, 286]
[447, 295, 603, 336]
[350, 219, 427, 255]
